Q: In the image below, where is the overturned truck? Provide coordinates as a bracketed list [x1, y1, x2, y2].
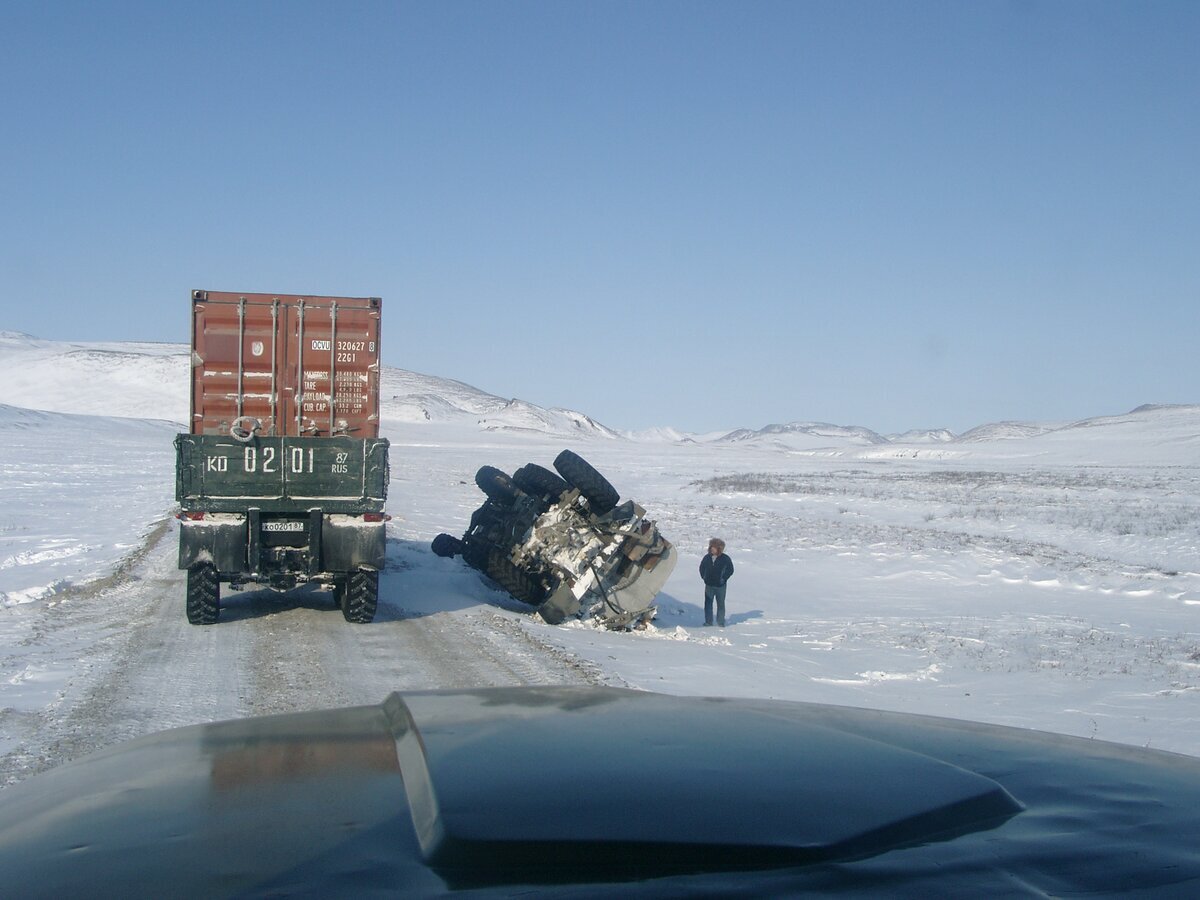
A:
[432, 450, 676, 629]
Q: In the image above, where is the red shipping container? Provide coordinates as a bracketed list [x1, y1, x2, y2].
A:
[189, 290, 382, 439]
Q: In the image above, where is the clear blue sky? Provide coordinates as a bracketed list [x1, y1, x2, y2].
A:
[2, 1, 1196, 434]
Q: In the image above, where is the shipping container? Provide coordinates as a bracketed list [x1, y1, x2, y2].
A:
[176, 291, 390, 625]
[188, 289, 382, 439]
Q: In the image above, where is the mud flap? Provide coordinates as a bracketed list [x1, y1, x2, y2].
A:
[178, 517, 247, 574]
[322, 517, 387, 572]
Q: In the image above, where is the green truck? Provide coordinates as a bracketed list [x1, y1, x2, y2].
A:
[175, 291, 389, 624]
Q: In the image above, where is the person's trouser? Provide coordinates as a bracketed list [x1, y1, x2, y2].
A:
[704, 585, 726, 626]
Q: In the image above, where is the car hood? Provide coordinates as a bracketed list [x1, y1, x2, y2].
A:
[2, 686, 1199, 896]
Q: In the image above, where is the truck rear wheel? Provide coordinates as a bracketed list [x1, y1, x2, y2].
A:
[485, 549, 546, 606]
[513, 463, 569, 507]
[186, 563, 220, 625]
[462, 537, 492, 571]
[553, 450, 619, 515]
[341, 567, 378, 623]
[475, 466, 519, 504]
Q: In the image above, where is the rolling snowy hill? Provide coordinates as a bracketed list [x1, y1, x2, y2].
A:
[0, 332, 619, 439]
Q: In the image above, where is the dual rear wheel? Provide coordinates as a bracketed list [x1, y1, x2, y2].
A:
[185, 563, 378, 624]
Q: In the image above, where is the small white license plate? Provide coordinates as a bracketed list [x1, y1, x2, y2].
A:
[262, 521, 305, 533]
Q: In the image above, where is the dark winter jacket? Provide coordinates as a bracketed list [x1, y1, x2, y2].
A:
[700, 553, 734, 586]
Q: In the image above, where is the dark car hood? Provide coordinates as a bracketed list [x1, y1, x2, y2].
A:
[2, 686, 1199, 896]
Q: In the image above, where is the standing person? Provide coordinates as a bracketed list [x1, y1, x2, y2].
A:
[700, 538, 734, 627]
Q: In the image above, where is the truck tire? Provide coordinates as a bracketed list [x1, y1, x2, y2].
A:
[553, 450, 619, 515]
[468, 500, 504, 532]
[513, 463, 569, 506]
[475, 466, 519, 504]
[462, 537, 492, 571]
[186, 563, 220, 625]
[431, 533, 464, 558]
[342, 568, 378, 623]
[486, 549, 546, 606]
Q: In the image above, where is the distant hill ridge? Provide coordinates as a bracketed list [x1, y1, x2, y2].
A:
[0, 335, 1195, 445]
[726, 405, 1199, 448]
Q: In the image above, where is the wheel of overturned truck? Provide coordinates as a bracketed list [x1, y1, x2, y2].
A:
[475, 466, 520, 504]
[431, 533, 464, 558]
[186, 563, 220, 625]
[512, 463, 569, 508]
[462, 534, 496, 571]
[341, 568, 379, 623]
[553, 449, 619, 514]
[485, 549, 547, 606]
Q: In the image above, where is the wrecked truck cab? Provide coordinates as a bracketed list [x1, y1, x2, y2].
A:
[433, 450, 677, 629]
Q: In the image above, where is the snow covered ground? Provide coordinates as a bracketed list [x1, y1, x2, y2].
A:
[1, 331, 1198, 766]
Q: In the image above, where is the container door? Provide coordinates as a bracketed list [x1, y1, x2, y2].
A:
[284, 300, 381, 438]
[191, 296, 284, 436]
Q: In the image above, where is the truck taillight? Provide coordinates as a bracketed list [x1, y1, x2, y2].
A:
[363, 513, 390, 523]
[177, 512, 206, 521]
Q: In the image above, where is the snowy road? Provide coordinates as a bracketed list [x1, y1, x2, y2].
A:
[0, 518, 609, 789]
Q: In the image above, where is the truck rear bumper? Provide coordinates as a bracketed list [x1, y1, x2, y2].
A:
[179, 512, 386, 583]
